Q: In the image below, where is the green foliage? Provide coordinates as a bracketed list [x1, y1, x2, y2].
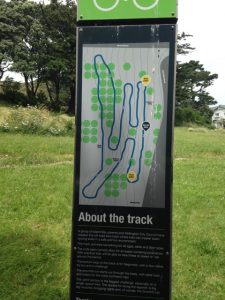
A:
[0, 105, 75, 136]
[177, 32, 195, 56]
[176, 34, 218, 126]
[0, 0, 14, 79]
[39, 0, 77, 112]
[0, 76, 28, 105]
[0, 0, 77, 113]
[175, 106, 212, 127]
[0, 2, 218, 120]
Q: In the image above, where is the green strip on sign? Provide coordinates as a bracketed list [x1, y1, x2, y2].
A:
[78, 0, 177, 21]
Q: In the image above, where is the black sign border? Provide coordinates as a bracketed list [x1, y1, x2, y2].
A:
[70, 24, 176, 300]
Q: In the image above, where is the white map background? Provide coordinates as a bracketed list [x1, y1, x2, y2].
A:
[79, 43, 169, 207]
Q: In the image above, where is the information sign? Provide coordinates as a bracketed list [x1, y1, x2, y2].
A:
[77, 0, 177, 21]
[70, 24, 176, 300]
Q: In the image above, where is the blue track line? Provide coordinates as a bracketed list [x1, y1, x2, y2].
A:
[82, 138, 136, 199]
[127, 87, 147, 183]
[108, 83, 133, 151]
[82, 55, 148, 199]
[129, 81, 142, 128]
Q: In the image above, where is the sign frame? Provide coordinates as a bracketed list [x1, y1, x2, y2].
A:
[70, 24, 176, 300]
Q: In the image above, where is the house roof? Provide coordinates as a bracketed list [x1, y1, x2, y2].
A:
[212, 105, 225, 111]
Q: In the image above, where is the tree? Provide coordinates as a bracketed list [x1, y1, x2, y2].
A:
[0, 0, 48, 103]
[0, 76, 27, 105]
[0, 0, 15, 80]
[0, 0, 77, 112]
[1, 1, 216, 121]
[176, 34, 218, 125]
[9, 0, 46, 103]
[177, 32, 195, 56]
[40, 0, 77, 113]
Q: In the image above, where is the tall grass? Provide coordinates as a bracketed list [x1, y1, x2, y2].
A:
[0, 105, 74, 136]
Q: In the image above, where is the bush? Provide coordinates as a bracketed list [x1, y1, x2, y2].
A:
[36, 91, 49, 107]
[0, 105, 75, 136]
[175, 106, 210, 127]
[0, 77, 28, 105]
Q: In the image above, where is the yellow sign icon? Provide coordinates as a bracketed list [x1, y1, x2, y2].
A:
[141, 75, 151, 87]
[127, 171, 137, 182]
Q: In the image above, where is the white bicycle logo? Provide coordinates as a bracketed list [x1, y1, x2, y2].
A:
[93, 0, 160, 12]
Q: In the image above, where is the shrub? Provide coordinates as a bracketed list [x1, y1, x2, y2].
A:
[0, 77, 28, 105]
[175, 106, 210, 127]
[0, 105, 75, 136]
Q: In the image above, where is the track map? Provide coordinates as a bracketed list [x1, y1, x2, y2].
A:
[79, 43, 169, 207]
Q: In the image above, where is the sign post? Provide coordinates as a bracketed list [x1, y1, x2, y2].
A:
[70, 1, 177, 299]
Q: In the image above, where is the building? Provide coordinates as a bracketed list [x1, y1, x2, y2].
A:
[212, 105, 225, 128]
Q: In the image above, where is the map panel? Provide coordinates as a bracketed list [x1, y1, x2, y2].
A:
[79, 43, 169, 207]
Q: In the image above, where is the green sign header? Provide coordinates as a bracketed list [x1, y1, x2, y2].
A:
[77, 0, 177, 22]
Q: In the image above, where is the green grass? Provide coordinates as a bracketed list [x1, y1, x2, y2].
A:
[0, 134, 74, 167]
[0, 133, 74, 300]
[173, 128, 225, 300]
[0, 128, 225, 299]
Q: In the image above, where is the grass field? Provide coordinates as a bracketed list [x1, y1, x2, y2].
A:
[0, 128, 225, 300]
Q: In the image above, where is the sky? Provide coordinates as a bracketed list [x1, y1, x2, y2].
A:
[4, 0, 225, 105]
[178, 0, 225, 105]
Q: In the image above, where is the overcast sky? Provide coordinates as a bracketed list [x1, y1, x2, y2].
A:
[6, 0, 225, 105]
